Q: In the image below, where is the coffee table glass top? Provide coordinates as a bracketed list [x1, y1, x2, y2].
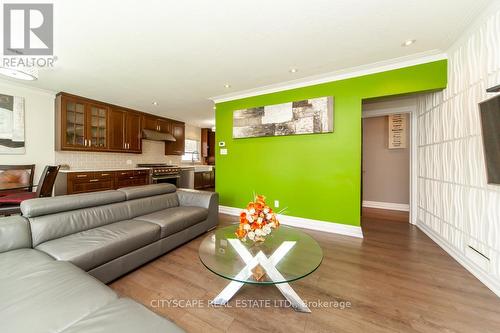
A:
[199, 224, 323, 285]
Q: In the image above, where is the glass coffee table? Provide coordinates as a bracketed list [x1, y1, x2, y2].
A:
[199, 224, 323, 312]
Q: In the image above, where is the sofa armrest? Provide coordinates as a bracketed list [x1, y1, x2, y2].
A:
[0, 215, 31, 253]
[177, 189, 219, 229]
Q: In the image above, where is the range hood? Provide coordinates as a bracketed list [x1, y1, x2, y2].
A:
[142, 129, 176, 142]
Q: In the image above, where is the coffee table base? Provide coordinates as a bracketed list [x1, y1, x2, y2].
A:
[212, 280, 311, 313]
[211, 239, 311, 313]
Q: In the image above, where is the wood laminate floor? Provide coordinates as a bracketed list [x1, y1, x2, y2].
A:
[110, 213, 500, 333]
[362, 207, 409, 223]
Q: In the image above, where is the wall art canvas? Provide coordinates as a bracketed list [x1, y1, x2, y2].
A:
[0, 93, 25, 154]
[233, 96, 334, 139]
[388, 114, 407, 149]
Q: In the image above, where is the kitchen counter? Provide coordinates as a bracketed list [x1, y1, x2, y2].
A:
[59, 167, 150, 173]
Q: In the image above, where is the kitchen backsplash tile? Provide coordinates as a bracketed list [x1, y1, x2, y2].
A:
[55, 140, 182, 170]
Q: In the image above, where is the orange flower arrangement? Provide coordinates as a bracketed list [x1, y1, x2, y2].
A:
[235, 194, 280, 242]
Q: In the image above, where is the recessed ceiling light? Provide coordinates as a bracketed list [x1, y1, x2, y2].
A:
[402, 39, 416, 47]
[0, 66, 38, 80]
[289, 68, 298, 73]
[152, 101, 159, 106]
[224, 84, 231, 88]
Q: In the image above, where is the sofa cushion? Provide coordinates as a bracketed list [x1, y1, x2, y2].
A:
[135, 206, 208, 238]
[29, 200, 131, 247]
[0, 215, 31, 253]
[36, 220, 161, 271]
[0, 255, 117, 333]
[0, 248, 54, 279]
[126, 192, 180, 218]
[21, 190, 126, 218]
[61, 298, 185, 333]
[118, 183, 176, 200]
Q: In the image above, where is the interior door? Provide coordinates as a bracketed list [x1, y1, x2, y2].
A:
[126, 112, 142, 152]
[108, 108, 126, 150]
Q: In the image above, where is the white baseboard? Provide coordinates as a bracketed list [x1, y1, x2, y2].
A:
[219, 205, 363, 239]
[417, 221, 500, 297]
[362, 200, 409, 212]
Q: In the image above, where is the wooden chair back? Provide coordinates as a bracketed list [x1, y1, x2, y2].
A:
[0, 164, 35, 192]
[35, 165, 60, 198]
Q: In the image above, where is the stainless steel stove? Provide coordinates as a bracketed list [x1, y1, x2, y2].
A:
[137, 163, 180, 186]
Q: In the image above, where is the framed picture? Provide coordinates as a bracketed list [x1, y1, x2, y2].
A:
[388, 114, 407, 149]
[233, 96, 334, 139]
[0, 93, 25, 154]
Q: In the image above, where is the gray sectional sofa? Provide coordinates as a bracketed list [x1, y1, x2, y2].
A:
[0, 184, 219, 333]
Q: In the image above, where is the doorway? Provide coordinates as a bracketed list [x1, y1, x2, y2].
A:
[361, 96, 417, 224]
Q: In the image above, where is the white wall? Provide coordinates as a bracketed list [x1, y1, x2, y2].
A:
[0, 79, 56, 181]
[416, 2, 500, 296]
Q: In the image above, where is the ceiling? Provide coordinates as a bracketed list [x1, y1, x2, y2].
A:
[8, 0, 492, 127]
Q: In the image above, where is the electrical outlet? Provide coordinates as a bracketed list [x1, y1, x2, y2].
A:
[126, 159, 132, 165]
[274, 200, 279, 208]
[220, 148, 228, 155]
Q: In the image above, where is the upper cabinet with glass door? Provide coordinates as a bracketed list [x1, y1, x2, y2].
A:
[56, 93, 109, 151]
[61, 96, 87, 149]
[55, 92, 185, 154]
[88, 103, 108, 150]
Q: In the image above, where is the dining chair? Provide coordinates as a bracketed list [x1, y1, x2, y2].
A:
[0, 164, 35, 195]
[0, 165, 60, 216]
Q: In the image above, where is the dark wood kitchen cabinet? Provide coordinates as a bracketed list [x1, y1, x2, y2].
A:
[165, 121, 185, 155]
[142, 115, 171, 134]
[65, 171, 115, 194]
[194, 170, 215, 189]
[114, 169, 149, 188]
[108, 108, 126, 150]
[108, 108, 142, 153]
[142, 114, 160, 131]
[125, 111, 142, 152]
[55, 169, 150, 195]
[56, 92, 185, 155]
[56, 94, 109, 151]
[157, 118, 172, 134]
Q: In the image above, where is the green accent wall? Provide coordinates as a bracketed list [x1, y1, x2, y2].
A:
[215, 60, 447, 226]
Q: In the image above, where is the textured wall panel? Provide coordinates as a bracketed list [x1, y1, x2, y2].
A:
[417, 6, 500, 286]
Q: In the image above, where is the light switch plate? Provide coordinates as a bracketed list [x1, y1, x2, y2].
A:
[220, 148, 228, 155]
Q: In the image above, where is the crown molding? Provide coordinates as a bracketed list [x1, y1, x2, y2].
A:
[0, 77, 56, 96]
[210, 50, 447, 104]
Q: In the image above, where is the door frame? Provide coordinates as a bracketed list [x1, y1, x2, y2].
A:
[361, 102, 418, 225]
